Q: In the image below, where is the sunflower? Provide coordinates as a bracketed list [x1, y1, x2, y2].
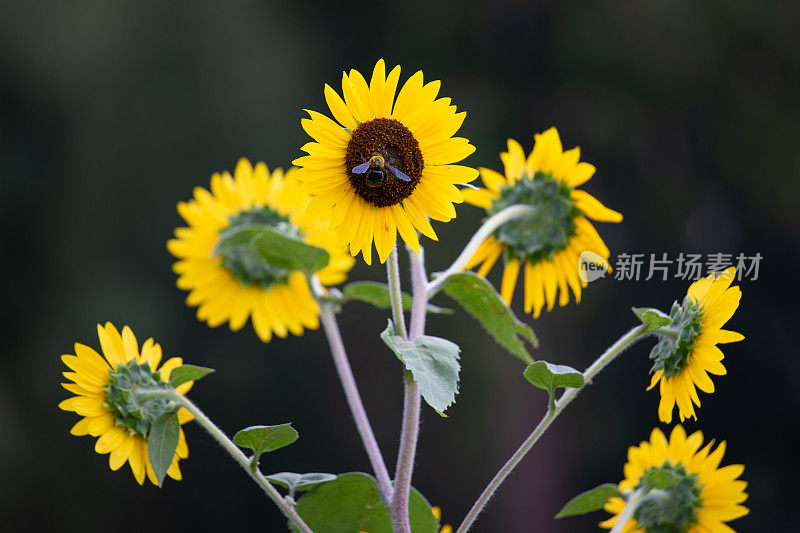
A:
[600, 425, 748, 532]
[59, 322, 193, 485]
[462, 127, 622, 318]
[167, 158, 354, 342]
[293, 59, 478, 265]
[647, 267, 743, 424]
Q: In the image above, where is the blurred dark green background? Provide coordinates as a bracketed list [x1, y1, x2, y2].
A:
[2, 1, 797, 531]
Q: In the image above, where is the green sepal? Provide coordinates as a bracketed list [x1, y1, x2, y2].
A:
[640, 468, 682, 489]
[341, 281, 452, 314]
[212, 224, 265, 257]
[380, 320, 460, 415]
[267, 472, 338, 495]
[233, 423, 299, 468]
[168, 364, 215, 388]
[523, 361, 584, 410]
[555, 483, 622, 518]
[147, 411, 180, 487]
[251, 227, 329, 275]
[440, 272, 537, 364]
[290, 472, 438, 533]
[632, 307, 672, 331]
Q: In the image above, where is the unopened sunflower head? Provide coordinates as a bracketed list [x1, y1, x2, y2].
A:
[601, 425, 748, 532]
[293, 59, 478, 265]
[167, 158, 354, 342]
[59, 323, 193, 485]
[647, 266, 743, 424]
[462, 127, 622, 318]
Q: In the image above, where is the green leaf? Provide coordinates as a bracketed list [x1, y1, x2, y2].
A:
[168, 364, 215, 388]
[267, 472, 338, 494]
[233, 423, 299, 466]
[523, 361, 585, 391]
[147, 412, 180, 487]
[380, 321, 460, 415]
[641, 469, 682, 489]
[524, 361, 584, 408]
[251, 227, 329, 275]
[632, 307, 672, 331]
[342, 281, 452, 314]
[291, 472, 438, 533]
[555, 483, 622, 518]
[441, 272, 537, 363]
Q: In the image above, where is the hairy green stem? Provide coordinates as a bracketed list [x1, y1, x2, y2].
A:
[387, 245, 409, 339]
[317, 301, 394, 504]
[426, 204, 538, 296]
[135, 389, 313, 533]
[455, 325, 650, 533]
[610, 488, 646, 533]
[390, 247, 428, 533]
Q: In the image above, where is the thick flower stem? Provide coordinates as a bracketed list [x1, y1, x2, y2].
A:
[135, 389, 313, 533]
[610, 488, 646, 533]
[387, 245, 409, 338]
[426, 204, 538, 295]
[390, 247, 428, 533]
[455, 325, 650, 533]
[318, 302, 394, 504]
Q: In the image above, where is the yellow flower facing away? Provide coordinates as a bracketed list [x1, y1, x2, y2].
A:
[59, 323, 194, 486]
[601, 425, 748, 532]
[293, 59, 478, 265]
[647, 267, 744, 424]
[167, 159, 354, 342]
[462, 127, 622, 318]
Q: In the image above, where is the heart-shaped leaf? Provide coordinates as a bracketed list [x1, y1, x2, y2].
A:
[524, 361, 584, 409]
[233, 423, 299, 466]
[290, 472, 438, 533]
[381, 321, 460, 415]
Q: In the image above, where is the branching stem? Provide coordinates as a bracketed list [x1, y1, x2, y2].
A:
[135, 389, 313, 533]
[455, 325, 650, 533]
[426, 204, 538, 295]
[390, 246, 428, 533]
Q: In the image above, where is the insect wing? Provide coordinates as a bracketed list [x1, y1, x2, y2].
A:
[386, 164, 412, 182]
[351, 161, 371, 174]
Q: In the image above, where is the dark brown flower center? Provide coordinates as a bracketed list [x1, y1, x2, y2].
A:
[345, 118, 424, 207]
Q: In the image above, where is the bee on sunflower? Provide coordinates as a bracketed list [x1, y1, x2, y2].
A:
[167, 158, 354, 342]
[647, 266, 743, 423]
[59, 323, 193, 485]
[601, 425, 748, 532]
[462, 127, 622, 318]
[293, 59, 478, 264]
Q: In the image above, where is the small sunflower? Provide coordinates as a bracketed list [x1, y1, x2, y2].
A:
[293, 59, 478, 265]
[462, 127, 622, 317]
[601, 425, 748, 532]
[59, 322, 193, 485]
[647, 266, 743, 423]
[167, 158, 354, 342]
